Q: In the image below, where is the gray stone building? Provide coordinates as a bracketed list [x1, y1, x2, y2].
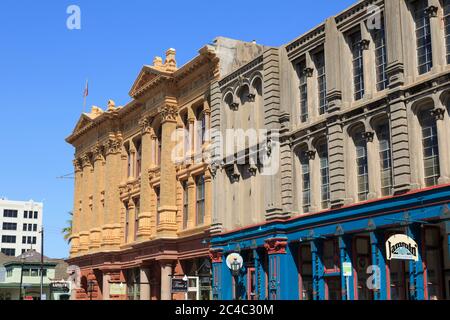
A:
[210, 0, 450, 300]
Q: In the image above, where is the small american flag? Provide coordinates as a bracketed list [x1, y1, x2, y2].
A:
[83, 80, 89, 98]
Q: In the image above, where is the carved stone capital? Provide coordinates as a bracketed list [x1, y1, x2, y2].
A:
[247, 93, 256, 102]
[105, 138, 121, 155]
[73, 158, 82, 173]
[362, 131, 375, 142]
[159, 105, 178, 122]
[305, 150, 316, 160]
[92, 144, 105, 162]
[426, 5, 438, 18]
[139, 116, 154, 135]
[431, 107, 445, 121]
[360, 39, 371, 51]
[230, 102, 239, 111]
[303, 67, 314, 78]
[81, 153, 93, 168]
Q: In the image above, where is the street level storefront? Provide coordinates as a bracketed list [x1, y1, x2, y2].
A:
[67, 232, 212, 300]
[210, 185, 450, 300]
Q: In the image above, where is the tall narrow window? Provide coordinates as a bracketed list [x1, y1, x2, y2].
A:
[182, 181, 189, 229]
[298, 61, 308, 122]
[420, 109, 440, 186]
[127, 145, 132, 178]
[197, 108, 206, 146]
[413, 0, 433, 74]
[377, 123, 393, 196]
[317, 142, 330, 209]
[196, 175, 205, 225]
[124, 202, 129, 242]
[135, 140, 142, 177]
[445, 0, 450, 64]
[354, 131, 369, 201]
[134, 198, 140, 241]
[373, 15, 388, 91]
[315, 51, 327, 115]
[157, 128, 162, 166]
[349, 30, 365, 100]
[155, 187, 161, 225]
[300, 151, 311, 213]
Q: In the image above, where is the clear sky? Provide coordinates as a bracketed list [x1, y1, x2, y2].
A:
[0, 0, 356, 258]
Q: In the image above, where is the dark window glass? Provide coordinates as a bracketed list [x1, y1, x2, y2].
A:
[196, 175, 205, 226]
[315, 51, 327, 115]
[413, 0, 433, 74]
[349, 30, 365, 100]
[373, 15, 388, 91]
[298, 60, 308, 122]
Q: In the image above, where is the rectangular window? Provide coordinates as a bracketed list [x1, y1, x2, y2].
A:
[124, 202, 129, 242]
[33, 211, 38, 219]
[2, 235, 16, 243]
[349, 30, 365, 100]
[6, 268, 12, 277]
[323, 240, 340, 271]
[156, 187, 161, 225]
[318, 143, 330, 209]
[27, 236, 32, 244]
[135, 140, 142, 177]
[22, 268, 30, 276]
[373, 15, 388, 91]
[421, 110, 440, 186]
[377, 124, 393, 196]
[27, 224, 32, 232]
[196, 175, 205, 226]
[32, 237, 36, 245]
[300, 151, 311, 213]
[3, 209, 18, 218]
[298, 60, 308, 122]
[315, 51, 327, 115]
[2, 223, 17, 231]
[1, 248, 15, 256]
[413, 0, 433, 74]
[33, 224, 37, 232]
[355, 132, 369, 201]
[31, 269, 39, 277]
[22, 236, 26, 244]
[23, 224, 27, 231]
[23, 211, 27, 218]
[182, 181, 189, 230]
[445, 0, 450, 64]
[134, 198, 140, 241]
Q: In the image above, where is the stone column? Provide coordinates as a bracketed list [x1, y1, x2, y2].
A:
[324, 17, 343, 112]
[389, 95, 413, 194]
[360, 23, 374, 99]
[307, 149, 319, 212]
[432, 107, 450, 184]
[428, 1, 445, 73]
[186, 175, 195, 229]
[140, 267, 151, 300]
[369, 231, 387, 300]
[90, 145, 104, 250]
[159, 260, 173, 300]
[363, 130, 378, 199]
[70, 158, 82, 256]
[103, 135, 122, 249]
[327, 118, 346, 207]
[157, 104, 178, 237]
[79, 152, 93, 253]
[204, 171, 212, 225]
[138, 117, 153, 239]
[384, 0, 405, 87]
[102, 273, 111, 300]
[310, 240, 325, 300]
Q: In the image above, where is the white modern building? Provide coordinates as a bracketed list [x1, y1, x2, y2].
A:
[0, 199, 43, 257]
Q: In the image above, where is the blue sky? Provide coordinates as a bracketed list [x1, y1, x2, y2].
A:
[0, 0, 355, 258]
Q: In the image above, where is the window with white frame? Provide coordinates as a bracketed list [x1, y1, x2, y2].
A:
[315, 51, 327, 115]
[372, 14, 388, 91]
[298, 60, 308, 122]
[413, 0, 433, 74]
[299, 150, 311, 213]
[317, 142, 330, 209]
[376, 123, 393, 196]
[354, 130, 369, 201]
[420, 109, 440, 186]
[349, 30, 365, 101]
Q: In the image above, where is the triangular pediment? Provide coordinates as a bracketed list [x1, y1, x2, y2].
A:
[129, 66, 161, 98]
[72, 114, 93, 135]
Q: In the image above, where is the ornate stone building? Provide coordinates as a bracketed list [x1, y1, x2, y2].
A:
[210, 0, 450, 300]
[66, 37, 264, 300]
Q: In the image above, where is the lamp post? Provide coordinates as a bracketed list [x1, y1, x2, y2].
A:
[87, 280, 95, 300]
[230, 258, 241, 300]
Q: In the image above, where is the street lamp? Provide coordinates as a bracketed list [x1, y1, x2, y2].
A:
[230, 258, 241, 300]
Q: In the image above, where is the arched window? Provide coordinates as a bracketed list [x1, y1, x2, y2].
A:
[375, 123, 393, 196]
[419, 109, 440, 186]
[317, 142, 330, 209]
[299, 150, 311, 213]
[353, 129, 369, 201]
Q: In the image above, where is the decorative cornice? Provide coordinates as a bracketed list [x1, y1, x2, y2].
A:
[219, 55, 263, 88]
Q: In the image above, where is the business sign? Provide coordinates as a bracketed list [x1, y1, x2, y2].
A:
[385, 234, 419, 261]
[342, 262, 352, 277]
[109, 283, 126, 295]
[225, 253, 243, 270]
[171, 278, 188, 293]
[50, 281, 71, 293]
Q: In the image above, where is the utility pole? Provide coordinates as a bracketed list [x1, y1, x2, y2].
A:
[39, 227, 44, 300]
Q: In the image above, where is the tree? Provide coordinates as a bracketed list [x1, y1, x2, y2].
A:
[61, 212, 73, 243]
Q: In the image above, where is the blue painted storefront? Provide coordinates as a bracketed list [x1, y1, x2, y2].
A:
[210, 185, 450, 300]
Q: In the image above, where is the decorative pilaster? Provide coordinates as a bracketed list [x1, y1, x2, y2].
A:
[369, 230, 387, 300]
[310, 240, 325, 300]
[210, 248, 224, 300]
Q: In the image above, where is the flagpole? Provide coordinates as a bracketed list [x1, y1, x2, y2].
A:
[83, 79, 88, 113]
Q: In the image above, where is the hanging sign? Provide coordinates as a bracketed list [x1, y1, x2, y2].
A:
[342, 262, 352, 277]
[171, 278, 188, 293]
[385, 234, 418, 261]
